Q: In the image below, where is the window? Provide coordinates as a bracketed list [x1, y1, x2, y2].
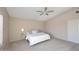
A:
[0, 15, 3, 46]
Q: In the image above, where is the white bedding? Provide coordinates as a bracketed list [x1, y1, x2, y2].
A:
[26, 32, 50, 46]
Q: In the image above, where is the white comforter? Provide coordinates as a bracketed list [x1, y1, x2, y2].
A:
[26, 32, 50, 46]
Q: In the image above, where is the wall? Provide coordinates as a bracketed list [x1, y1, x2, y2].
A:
[9, 17, 45, 42]
[0, 7, 9, 49]
[46, 8, 79, 40]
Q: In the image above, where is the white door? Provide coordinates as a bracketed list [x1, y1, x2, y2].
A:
[0, 15, 3, 45]
[67, 20, 79, 43]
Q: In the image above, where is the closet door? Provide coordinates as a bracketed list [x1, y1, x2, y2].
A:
[67, 20, 79, 43]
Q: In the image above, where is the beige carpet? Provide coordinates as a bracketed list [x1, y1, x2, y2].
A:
[6, 38, 79, 51]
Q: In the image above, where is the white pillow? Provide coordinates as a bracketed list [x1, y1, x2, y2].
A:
[32, 30, 38, 34]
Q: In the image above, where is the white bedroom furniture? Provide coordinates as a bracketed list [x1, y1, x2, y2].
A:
[25, 31, 50, 46]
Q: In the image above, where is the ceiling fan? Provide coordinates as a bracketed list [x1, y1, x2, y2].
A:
[36, 7, 54, 16]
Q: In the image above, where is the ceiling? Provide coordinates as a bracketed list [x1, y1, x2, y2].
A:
[6, 7, 71, 21]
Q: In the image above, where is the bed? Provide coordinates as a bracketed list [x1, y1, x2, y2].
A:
[25, 31, 50, 46]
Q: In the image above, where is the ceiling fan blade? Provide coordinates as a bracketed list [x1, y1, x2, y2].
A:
[36, 11, 44, 15]
[40, 12, 44, 15]
[46, 13, 48, 15]
[40, 13, 43, 15]
[36, 11, 42, 12]
[47, 10, 54, 13]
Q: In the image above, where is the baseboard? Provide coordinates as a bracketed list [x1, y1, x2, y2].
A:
[9, 39, 25, 43]
[54, 36, 79, 45]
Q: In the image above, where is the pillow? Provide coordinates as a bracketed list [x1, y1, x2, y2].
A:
[32, 30, 38, 34]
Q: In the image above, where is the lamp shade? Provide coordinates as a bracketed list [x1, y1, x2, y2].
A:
[21, 28, 24, 32]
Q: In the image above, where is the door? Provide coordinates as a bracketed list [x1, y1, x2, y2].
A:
[67, 20, 79, 43]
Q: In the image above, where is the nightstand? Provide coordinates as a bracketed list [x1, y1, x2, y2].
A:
[21, 33, 26, 40]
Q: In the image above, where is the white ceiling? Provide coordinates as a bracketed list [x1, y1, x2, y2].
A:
[6, 7, 71, 21]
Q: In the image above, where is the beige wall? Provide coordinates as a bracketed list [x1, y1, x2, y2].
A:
[9, 17, 45, 42]
[7, 8, 79, 42]
[46, 8, 79, 40]
[0, 7, 79, 49]
[0, 7, 9, 49]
